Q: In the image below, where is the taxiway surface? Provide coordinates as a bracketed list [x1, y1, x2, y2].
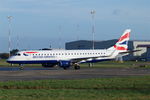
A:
[0, 67, 150, 81]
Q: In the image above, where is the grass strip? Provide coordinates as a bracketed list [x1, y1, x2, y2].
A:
[0, 76, 150, 100]
[0, 89, 150, 100]
[0, 76, 150, 90]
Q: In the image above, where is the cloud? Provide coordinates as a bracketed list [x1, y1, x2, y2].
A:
[0, 0, 81, 13]
[112, 9, 121, 16]
[0, 0, 91, 21]
[112, 9, 129, 16]
[1, 0, 150, 24]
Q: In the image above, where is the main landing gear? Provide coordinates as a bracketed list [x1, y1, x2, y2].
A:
[73, 63, 80, 70]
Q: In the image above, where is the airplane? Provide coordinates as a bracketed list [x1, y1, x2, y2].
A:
[7, 29, 131, 70]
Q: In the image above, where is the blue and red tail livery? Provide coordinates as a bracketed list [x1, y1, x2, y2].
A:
[114, 29, 131, 51]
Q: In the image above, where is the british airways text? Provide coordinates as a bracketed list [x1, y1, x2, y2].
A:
[33, 56, 55, 58]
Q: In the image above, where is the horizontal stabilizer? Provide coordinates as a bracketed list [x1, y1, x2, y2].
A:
[119, 49, 141, 54]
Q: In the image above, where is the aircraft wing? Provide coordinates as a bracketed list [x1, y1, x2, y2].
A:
[69, 50, 116, 63]
[70, 55, 110, 63]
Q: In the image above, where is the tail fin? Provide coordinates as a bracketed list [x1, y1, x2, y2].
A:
[108, 29, 131, 51]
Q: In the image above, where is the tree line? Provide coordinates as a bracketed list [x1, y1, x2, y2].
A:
[0, 49, 19, 59]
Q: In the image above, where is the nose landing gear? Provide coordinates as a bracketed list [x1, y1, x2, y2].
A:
[19, 64, 24, 70]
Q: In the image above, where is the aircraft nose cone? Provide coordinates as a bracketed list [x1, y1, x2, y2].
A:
[7, 56, 14, 63]
[7, 58, 11, 63]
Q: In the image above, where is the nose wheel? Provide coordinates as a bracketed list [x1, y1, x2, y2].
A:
[19, 64, 24, 70]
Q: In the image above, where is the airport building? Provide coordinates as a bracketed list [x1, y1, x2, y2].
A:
[65, 40, 150, 61]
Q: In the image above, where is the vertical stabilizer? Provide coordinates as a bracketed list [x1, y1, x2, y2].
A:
[108, 29, 131, 52]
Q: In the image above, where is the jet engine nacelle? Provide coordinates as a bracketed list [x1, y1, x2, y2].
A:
[59, 61, 71, 69]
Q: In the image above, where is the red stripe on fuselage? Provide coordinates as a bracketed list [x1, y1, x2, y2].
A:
[24, 52, 38, 54]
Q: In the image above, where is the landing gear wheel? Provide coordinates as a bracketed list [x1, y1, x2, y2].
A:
[19, 64, 24, 70]
[19, 66, 24, 70]
[63, 67, 67, 70]
[74, 66, 80, 70]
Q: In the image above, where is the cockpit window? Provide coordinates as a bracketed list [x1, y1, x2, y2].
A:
[15, 53, 21, 56]
[23, 53, 28, 56]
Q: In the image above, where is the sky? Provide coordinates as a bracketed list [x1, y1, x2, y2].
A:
[0, 0, 150, 52]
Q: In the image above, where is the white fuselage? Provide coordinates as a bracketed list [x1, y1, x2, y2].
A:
[7, 49, 117, 64]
